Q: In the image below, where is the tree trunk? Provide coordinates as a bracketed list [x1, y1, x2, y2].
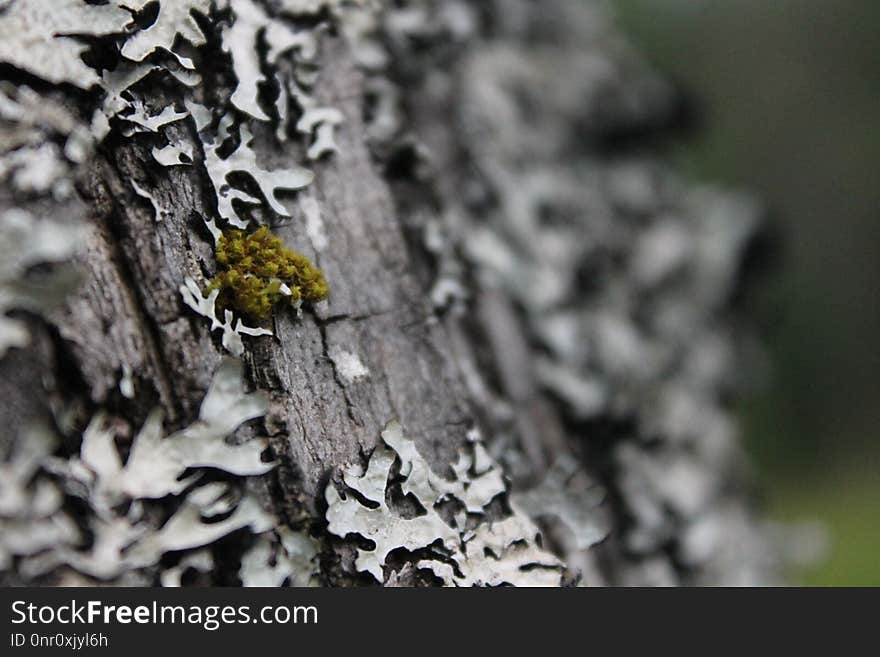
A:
[0, 0, 782, 586]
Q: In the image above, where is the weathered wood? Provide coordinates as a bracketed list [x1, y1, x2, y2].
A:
[0, 0, 784, 586]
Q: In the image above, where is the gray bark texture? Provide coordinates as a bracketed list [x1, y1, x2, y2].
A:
[0, 0, 786, 586]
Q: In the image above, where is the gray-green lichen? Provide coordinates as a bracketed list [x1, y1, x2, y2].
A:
[0, 0, 347, 587]
[118, 0, 212, 67]
[10, 359, 308, 584]
[0, 0, 130, 88]
[0, 208, 86, 358]
[511, 456, 607, 552]
[119, 101, 190, 137]
[0, 83, 95, 196]
[180, 276, 273, 357]
[0, 0, 344, 234]
[325, 421, 567, 586]
[224, 0, 318, 121]
[54, 358, 273, 506]
[357, 0, 789, 585]
[0, 425, 79, 572]
[239, 527, 320, 587]
[201, 121, 314, 228]
[152, 141, 194, 166]
[0, 0, 800, 588]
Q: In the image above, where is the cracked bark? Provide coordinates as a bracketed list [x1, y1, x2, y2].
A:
[0, 1, 777, 586]
[3, 34, 473, 548]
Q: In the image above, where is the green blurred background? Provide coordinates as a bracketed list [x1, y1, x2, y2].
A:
[612, 0, 879, 585]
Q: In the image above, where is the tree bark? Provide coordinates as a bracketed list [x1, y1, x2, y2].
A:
[0, 0, 782, 586]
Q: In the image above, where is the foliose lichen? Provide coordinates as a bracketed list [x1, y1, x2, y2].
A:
[325, 421, 569, 586]
[207, 226, 328, 320]
[1, 359, 298, 583]
[362, 0, 791, 585]
[0, 0, 343, 586]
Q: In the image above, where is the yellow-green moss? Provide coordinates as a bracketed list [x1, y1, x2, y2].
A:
[206, 226, 328, 320]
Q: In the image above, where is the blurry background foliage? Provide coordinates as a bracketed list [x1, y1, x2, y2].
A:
[611, 0, 879, 585]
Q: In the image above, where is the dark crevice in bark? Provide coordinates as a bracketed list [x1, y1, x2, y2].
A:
[87, 155, 185, 424]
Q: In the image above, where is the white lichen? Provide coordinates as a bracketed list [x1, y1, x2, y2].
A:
[239, 528, 320, 587]
[152, 141, 194, 167]
[120, 101, 189, 137]
[301, 194, 328, 252]
[325, 435, 459, 582]
[125, 485, 273, 567]
[222, 0, 318, 121]
[512, 455, 607, 551]
[180, 276, 273, 357]
[131, 180, 169, 222]
[22, 360, 278, 581]
[297, 106, 344, 160]
[0, 208, 86, 358]
[159, 548, 214, 587]
[203, 123, 314, 227]
[0, 0, 131, 89]
[328, 347, 369, 383]
[119, 0, 212, 68]
[0, 425, 79, 571]
[325, 421, 566, 586]
[119, 364, 135, 399]
[421, 515, 564, 587]
[277, 0, 344, 17]
[50, 358, 273, 511]
[0, 84, 94, 197]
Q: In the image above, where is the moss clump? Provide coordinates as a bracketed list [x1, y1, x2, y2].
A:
[207, 226, 328, 320]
